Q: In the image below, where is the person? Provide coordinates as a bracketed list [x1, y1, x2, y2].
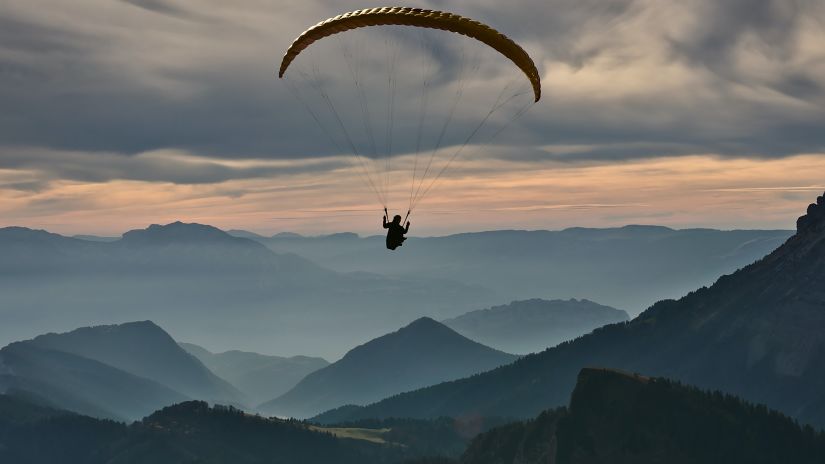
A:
[383, 208, 410, 250]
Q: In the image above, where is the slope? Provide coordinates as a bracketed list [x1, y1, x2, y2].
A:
[0, 221, 493, 359]
[180, 342, 329, 404]
[256, 226, 793, 314]
[315, 192, 825, 428]
[443, 299, 629, 354]
[259, 317, 518, 418]
[28, 321, 243, 404]
[0, 342, 186, 420]
[0, 395, 472, 464]
[455, 368, 825, 464]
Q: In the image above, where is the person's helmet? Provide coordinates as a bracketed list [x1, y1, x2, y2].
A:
[393, 215, 402, 222]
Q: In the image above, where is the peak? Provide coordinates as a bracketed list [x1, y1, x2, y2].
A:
[0, 226, 35, 233]
[272, 232, 303, 238]
[403, 317, 443, 330]
[322, 232, 359, 239]
[578, 367, 650, 384]
[145, 400, 211, 420]
[115, 320, 164, 331]
[621, 225, 674, 232]
[796, 191, 825, 234]
[97, 320, 173, 340]
[96, 320, 163, 331]
[340, 317, 460, 360]
[149, 221, 224, 234]
[226, 229, 267, 239]
[32, 320, 169, 341]
[0, 227, 65, 240]
[121, 222, 235, 244]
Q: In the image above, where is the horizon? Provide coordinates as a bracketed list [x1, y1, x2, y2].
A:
[1, 216, 800, 239]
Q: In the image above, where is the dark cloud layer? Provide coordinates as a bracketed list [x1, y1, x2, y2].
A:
[0, 147, 347, 185]
[0, 0, 823, 185]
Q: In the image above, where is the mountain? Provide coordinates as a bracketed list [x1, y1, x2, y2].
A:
[259, 318, 518, 419]
[1, 221, 790, 359]
[442, 299, 629, 354]
[0, 226, 97, 275]
[312, 192, 825, 428]
[72, 234, 119, 242]
[255, 226, 792, 315]
[0, 342, 186, 420]
[180, 342, 329, 405]
[0, 393, 129, 464]
[0, 397, 366, 464]
[226, 229, 270, 240]
[0, 221, 493, 359]
[28, 321, 243, 404]
[451, 368, 825, 464]
[6, 370, 824, 464]
[0, 395, 473, 464]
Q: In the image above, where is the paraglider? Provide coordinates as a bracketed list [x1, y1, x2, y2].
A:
[278, 7, 541, 250]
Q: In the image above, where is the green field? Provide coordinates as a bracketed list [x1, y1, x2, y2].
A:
[309, 425, 392, 444]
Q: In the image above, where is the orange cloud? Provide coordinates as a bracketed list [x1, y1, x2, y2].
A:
[2, 153, 824, 236]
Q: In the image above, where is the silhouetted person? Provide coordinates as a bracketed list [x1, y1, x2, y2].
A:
[383, 209, 410, 250]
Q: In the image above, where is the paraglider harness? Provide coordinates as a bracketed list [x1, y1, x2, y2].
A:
[383, 207, 410, 251]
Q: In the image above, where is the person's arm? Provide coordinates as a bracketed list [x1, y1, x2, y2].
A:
[404, 221, 410, 233]
[383, 215, 389, 229]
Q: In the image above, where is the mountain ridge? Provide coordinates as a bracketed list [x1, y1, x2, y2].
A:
[0, 221, 494, 358]
[0, 341, 187, 420]
[180, 342, 329, 404]
[259, 317, 518, 418]
[255, 225, 793, 314]
[313, 192, 825, 428]
[27, 321, 244, 404]
[442, 298, 629, 354]
[451, 367, 825, 464]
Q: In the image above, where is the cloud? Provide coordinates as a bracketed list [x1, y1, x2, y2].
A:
[0, 147, 348, 184]
[6, 153, 824, 236]
[0, 0, 822, 161]
[0, 0, 824, 237]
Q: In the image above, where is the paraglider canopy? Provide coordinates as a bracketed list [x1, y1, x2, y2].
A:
[278, 7, 541, 219]
[279, 7, 541, 102]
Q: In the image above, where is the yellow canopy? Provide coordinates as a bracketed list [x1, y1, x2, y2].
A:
[278, 7, 541, 102]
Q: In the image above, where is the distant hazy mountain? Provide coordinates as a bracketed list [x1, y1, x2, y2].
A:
[313, 193, 825, 428]
[0, 221, 492, 359]
[180, 342, 329, 405]
[442, 299, 629, 354]
[72, 234, 119, 242]
[253, 226, 792, 315]
[0, 342, 186, 420]
[259, 318, 518, 419]
[451, 368, 825, 464]
[0, 221, 330, 281]
[28, 321, 243, 405]
[226, 229, 269, 240]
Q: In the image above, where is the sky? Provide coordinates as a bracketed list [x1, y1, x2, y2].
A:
[1, 0, 824, 236]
